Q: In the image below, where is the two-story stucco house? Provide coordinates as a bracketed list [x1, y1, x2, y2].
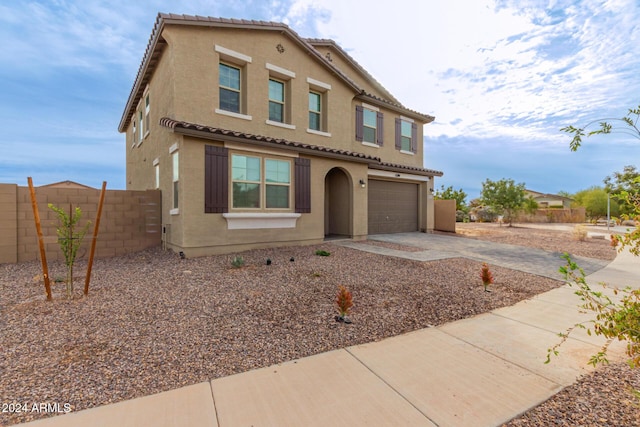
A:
[118, 13, 443, 257]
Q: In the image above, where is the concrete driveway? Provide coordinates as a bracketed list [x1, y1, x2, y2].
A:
[339, 232, 610, 280]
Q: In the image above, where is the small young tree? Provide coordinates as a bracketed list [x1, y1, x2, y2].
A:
[480, 178, 527, 226]
[547, 254, 640, 368]
[48, 203, 91, 299]
[549, 105, 640, 367]
[562, 105, 640, 151]
[434, 185, 468, 212]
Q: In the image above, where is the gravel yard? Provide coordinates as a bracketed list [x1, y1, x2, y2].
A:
[0, 223, 635, 426]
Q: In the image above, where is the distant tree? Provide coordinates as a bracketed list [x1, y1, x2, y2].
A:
[561, 105, 640, 151]
[572, 186, 619, 221]
[434, 185, 468, 212]
[604, 165, 639, 216]
[523, 196, 539, 217]
[480, 178, 526, 226]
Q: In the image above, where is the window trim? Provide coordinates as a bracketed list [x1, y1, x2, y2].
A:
[268, 78, 286, 123]
[219, 61, 242, 114]
[308, 90, 322, 132]
[230, 153, 292, 212]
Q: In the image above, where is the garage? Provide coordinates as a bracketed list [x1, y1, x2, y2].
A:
[368, 179, 419, 234]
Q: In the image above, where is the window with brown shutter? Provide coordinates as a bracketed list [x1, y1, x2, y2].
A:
[294, 158, 311, 213]
[376, 112, 384, 146]
[205, 145, 229, 213]
[355, 105, 364, 142]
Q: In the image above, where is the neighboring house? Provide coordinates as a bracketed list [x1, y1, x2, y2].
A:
[525, 190, 573, 209]
[39, 180, 95, 189]
[118, 13, 443, 257]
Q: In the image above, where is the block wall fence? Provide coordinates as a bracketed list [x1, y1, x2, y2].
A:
[0, 184, 161, 264]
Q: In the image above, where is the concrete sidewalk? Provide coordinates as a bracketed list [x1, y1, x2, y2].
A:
[19, 247, 637, 427]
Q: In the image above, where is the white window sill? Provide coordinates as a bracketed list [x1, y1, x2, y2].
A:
[170, 208, 179, 215]
[266, 120, 296, 130]
[215, 109, 252, 121]
[400, 150, 415, 155]
[361, 141, 380, 148]
[307, 128, 331, 137]
[222, 212, 301, 230]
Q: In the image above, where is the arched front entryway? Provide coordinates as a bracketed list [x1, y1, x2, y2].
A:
[324, 167, 352, 238]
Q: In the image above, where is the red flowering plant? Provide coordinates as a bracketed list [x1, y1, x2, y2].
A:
[480, 263, 494, 292]
[335, 285, 354, 323]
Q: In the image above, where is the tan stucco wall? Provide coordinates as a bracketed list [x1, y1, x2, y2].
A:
[0, 184, 161, 264]
[434, 199, 456, 232]
[169, 136, 368, 257]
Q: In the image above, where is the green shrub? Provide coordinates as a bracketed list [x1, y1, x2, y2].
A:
[315, 249, 331, 256]
[231, 255, 245, 268]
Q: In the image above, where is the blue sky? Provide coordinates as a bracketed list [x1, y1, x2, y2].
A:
[2, 0, 640, 201]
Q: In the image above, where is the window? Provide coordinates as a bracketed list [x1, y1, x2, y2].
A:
[355, 105, 383, 145]
[309, 92, 321, 131]
[363, 108, 377, 144]
[231, 154, 291, 209]
[232, 155, 261, 208]
[139, 111, 144, 141]
[265, 159, 290, 208]
[401, 120, 412, 151]
[154, 162, 159, 189]
[219, 63, 241, 113]
[395, 117, 417, 153]
[144, 94, 150, 135]
[172, 151, 179, 210]
[268, 79, 285, 123]
[132, 119, 137, 145]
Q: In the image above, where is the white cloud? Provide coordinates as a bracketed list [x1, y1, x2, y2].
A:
[285, 0, 640, 142]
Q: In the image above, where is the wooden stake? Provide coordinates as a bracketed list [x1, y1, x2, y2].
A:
[84, 181, 106, 296]
[27, 177, 52, 301]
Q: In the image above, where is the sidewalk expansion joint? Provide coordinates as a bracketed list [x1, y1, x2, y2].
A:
[489, 310, 603, 347]
[436, 323, 565, 388]
[343, 347, 441, 426]
[209, 381, 221, 427]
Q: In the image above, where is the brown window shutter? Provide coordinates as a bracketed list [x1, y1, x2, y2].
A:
[355, 105, 363, 142]
[205, 145, 229, 213]
[376, 112, 384, 146]
[395, 117, 401, 149]
[295, 158, 311, 213]
[411, 122, 418, 153]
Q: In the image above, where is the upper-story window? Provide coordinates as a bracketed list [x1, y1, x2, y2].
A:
[138, 110, 144, 141]
[308, 91, 321, 131]
[219, 63, 241, 114]
[215, 45, 252, 120]
[132, 119, 137, 146]
[307, 77, 331, 136]
[268, 79, 285, 122]
[266, 63, 295, 129]
[396, 117, 417, 153]
[144, 94, 150, 134]
[355, 104, 383, 146]
[363, 108, 377, 144]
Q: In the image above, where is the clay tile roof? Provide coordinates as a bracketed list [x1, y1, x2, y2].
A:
[160, 118, 381, 163]
[160, 117, 443, 176]
[373, 162, 443, 177]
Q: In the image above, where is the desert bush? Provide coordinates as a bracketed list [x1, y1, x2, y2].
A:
[572, 224, 588, 241]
